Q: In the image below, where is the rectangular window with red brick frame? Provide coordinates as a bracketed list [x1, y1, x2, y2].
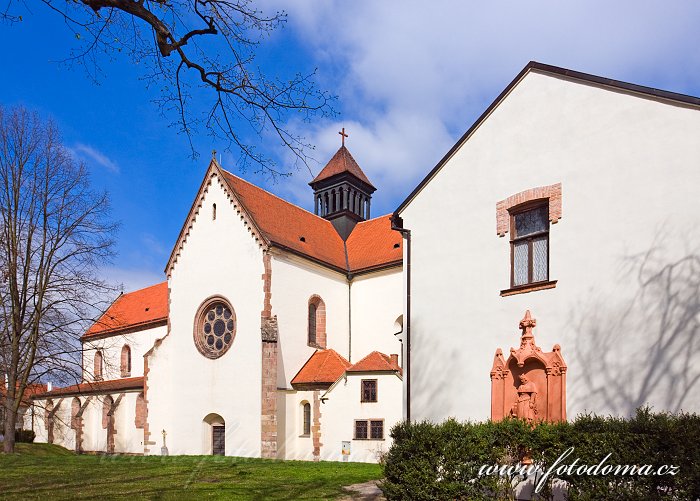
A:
[510, 202, 549, 287]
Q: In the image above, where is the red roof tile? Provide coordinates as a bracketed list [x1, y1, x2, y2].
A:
[1, 383, 48, 406]
[33, 377, 144, 398]
[347, 351, 401, 373]
[346, 215, 402, 272]
[83, 282, 168, 339]
[291, 349, 351, 387]
[220, 169, 401, 273]
[310, 146, 375, 189]
[220, 170, 348, 271]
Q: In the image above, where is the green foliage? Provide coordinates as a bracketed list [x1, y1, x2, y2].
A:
[381, 408, 700, 501]
[14, 429, 35, 443]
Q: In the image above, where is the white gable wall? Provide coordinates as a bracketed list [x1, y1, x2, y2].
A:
[401, 70, 700, 422]
[146, 173, 265, 456]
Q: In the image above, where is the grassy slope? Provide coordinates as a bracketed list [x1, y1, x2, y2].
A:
[0, 444, 382, 500]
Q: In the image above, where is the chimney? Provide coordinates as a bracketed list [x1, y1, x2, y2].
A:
[390, 354, 399, 369]
[47, 381, 52, 392]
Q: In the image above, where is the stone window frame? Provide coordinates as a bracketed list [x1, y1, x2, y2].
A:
[360, 379, 378, 403]
[94, 350, 103, 381]
[497, 183, 561, 297]
[193, 295, 237, 359]
[300, 401, 311, 437]
[307, 295, 326, 349]
[120, 345, 131, 378]
[353, 418, 385, 440]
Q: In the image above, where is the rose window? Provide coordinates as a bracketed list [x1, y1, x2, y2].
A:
[195, 300, 236, 358]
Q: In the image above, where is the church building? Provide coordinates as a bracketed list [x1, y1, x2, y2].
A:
[30, 144, 404, 462]
[28, 61, 700, 460]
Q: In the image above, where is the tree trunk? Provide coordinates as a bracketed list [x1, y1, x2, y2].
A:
[3, 399, 16, 453]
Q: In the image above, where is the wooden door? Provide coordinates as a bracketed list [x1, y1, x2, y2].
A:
[212, 425, 225, 456]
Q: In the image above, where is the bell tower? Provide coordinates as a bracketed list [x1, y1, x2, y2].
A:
[309, 130, 376, 240]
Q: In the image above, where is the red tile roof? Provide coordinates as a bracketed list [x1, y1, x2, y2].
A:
[33, 377, 144, 398]
[1, 383, 48, 406]
[291, 349, 351, 388]
[220, 169, 401, 273]
[83, 282, 168, 339]
[347, 351, 401, 373]
[220, 171, 348, 270]
[310, 146, 375, 189]
[346, 216, 402, 272]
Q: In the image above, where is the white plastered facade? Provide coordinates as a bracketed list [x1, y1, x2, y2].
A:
[32, 167, 403, 462]
[398, 68, 700, 423]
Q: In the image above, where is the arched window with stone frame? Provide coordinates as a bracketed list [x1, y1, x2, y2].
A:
[94, 350, 103, 381]
[120, 345, 131, 377]
[301, 401, 311, 436]
[307, 296, 326, 349]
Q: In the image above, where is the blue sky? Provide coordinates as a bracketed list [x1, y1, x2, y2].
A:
[3, 1, 700, 291]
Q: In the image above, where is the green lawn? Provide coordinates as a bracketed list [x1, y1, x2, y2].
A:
[0, 443, 383, 500]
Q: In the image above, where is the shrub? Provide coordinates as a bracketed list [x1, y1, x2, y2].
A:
[15, 429, 36, 443]
[381, 408, 700, 501]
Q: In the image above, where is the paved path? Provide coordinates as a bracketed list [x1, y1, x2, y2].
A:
[339, 480, 385, 500]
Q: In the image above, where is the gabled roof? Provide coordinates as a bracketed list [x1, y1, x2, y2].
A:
[220, 170, 348, 271]
[33, 377, 144, 398]
[291, 349, 351, 388]
[83, 282, 168, 339]
[219, 168, 401, 274]
[310, 145, 375, 189]
[347, 351, 401, 373]
[393, 61, 700, 218]
[346, 216, 402, 272]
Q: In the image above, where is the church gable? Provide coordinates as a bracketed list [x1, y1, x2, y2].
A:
[166, 160, 268, 278]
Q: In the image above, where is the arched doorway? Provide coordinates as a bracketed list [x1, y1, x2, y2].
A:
[203, 413, 225, 456]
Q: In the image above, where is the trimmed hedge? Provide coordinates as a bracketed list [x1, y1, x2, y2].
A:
[381, 408, 700, 500]
[15, 429, 36, 443]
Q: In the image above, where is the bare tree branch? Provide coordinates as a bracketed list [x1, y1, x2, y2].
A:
[4, 0, 337, 178]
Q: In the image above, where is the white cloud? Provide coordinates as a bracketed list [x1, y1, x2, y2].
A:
[69, 143, 120, 174]
[259, 0, 700, 212]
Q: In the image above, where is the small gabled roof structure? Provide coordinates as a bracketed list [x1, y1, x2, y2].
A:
[310, 145, 376, 189]
[291, 349, 351, 389]
[83, 282, 168, 340]
[347, 351, 401, 373]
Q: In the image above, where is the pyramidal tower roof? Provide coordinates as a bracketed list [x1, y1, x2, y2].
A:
[310, 145, 375, 189]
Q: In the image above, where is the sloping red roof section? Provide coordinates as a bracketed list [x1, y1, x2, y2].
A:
[220, 170, 348, 271]
[310, 146, 375, 189]
[291, 349, 351, 387]
[348, 351, 401, 373]
[346, 215, 402, 272]
[33, 377, 144, 398]
[1, 383, 48, 406]
[84, 282, 168, 338]
[220, 169, 402, 273]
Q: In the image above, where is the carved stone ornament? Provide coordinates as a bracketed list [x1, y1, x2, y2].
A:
[261, 315, 279, 343]
[490, 310, 567, 422]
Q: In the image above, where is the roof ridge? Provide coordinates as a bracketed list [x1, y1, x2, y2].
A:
[220, 168, 328, 222]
